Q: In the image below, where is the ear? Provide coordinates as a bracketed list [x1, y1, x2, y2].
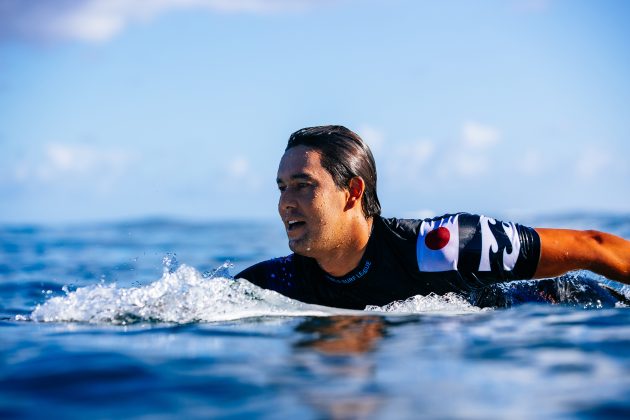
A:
[344, 177, 365, 212]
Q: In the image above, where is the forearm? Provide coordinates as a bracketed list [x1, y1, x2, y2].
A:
[534, 228, 630, 284]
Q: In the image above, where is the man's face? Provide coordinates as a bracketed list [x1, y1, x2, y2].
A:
[277, 145, 350, 257]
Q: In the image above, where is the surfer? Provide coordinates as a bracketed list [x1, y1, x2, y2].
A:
[236, 125, 630, 308]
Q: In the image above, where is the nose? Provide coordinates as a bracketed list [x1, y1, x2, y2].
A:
[278, 188, 297, 214]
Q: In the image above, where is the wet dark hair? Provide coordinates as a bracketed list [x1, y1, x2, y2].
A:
[286, 125, 381, 218]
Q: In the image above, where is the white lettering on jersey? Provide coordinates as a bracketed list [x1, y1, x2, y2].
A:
[478, 216, 498, 271]
[501, 222, 521, 271]
[417, 214, 460, 272]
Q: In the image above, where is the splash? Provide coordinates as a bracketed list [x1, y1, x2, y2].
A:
[616, 284, 630, 307]
[26, 262, 628, 325]
[472, 274, 630, 309]
[365, 293, 483, 314]
[29, 263, 343, 324]
[27, 258, 487, 324]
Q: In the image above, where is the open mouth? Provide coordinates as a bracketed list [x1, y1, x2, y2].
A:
[287, 220, 306, 231]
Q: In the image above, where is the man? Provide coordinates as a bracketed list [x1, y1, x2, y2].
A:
[237, 125, 630, 309]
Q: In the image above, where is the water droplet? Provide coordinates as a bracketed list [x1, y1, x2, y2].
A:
[162, 253, 179, 274]
[203, 261, 234, 279]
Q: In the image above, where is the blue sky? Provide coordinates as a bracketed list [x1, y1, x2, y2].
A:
[1, 0, 629, 223]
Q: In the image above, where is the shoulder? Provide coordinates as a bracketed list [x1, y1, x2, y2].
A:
[378, 216, 422, 239]
[235, 254, 317, 301]
[379, 213, 470, 238]
[235, 255, 297, 283]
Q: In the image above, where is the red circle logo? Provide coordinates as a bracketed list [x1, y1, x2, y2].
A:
[425, 227, 450, 250]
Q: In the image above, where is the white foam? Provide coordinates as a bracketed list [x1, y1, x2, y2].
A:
[28, 261, 483, 324]
[365, 293, 484, 315]
[30, 264, 348, 324]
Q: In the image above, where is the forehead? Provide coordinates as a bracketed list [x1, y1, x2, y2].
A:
[277, 145, 327, 179]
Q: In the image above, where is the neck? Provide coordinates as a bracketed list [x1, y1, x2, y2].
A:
[316, 216, 374, 277]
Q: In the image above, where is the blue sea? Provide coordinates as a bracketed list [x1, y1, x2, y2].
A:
[1, 214, 630, 419]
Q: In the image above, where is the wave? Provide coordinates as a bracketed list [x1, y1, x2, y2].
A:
[365, 293, 483, 314]
[469, 274, 630, 309]
[23, 257, 629, 325]
[27, 264, 335, 324]
[24, 258, 483, 324]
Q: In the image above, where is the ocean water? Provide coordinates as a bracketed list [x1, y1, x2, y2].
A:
[1, 214, 630, 419]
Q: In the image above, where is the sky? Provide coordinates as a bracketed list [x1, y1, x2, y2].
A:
[1, 0, 629, 224]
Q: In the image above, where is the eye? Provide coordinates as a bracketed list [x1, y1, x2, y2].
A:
[277, 185, 286, 192]
[297, 182, 309, 189]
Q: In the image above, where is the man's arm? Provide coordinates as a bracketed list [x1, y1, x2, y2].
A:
[534, 228, 630, 285]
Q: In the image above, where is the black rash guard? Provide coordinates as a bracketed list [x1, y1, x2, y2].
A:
[236, 213, 541, 309]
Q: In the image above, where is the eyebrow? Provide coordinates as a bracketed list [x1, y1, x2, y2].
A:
[276, 173, 314, 184]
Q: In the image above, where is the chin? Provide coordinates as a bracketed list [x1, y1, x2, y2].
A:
[288, 238, 316, 257]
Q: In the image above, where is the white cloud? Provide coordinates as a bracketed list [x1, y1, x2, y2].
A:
[574, 148, 613, 180]
[223, 155, 264, 190]
[0, 0, 321, 43]
[401, 209, 438, 220]
[462, 121, 500, 149]
[14, 143, 133, 183]
[226, 156, 250, 177]
[518, 149, 546, 176]
[453, 152, 489, 177]
[394, 140, 435, 167]
[357, 124, 385, 154]
[380, 122, 500, 185]
[385, 139, 436, 180]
